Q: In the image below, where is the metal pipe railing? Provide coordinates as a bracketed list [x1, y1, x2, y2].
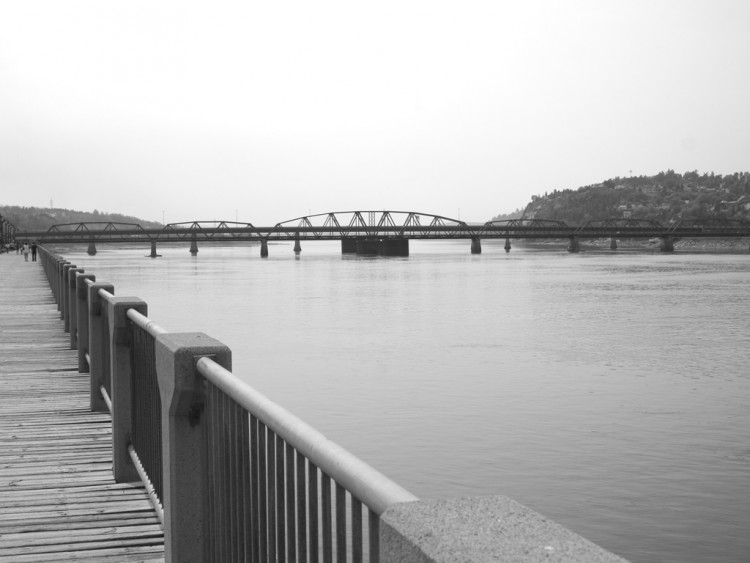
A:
[197, 356, 417, 562]
[36, 245, 419, 562]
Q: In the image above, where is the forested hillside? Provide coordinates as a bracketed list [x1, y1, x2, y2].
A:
[502, 170, 750, 226]
[0, 205, 163, 231]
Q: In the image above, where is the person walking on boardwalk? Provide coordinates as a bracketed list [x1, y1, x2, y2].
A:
[31, 241, 37, 262]
[22, 242, 30, 261]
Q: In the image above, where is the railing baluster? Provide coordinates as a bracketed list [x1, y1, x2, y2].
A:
[352, 497, 363, 563]
[309, 461, 319, 563]
[368, 509, 379, 563]
[240, 409, 251, 562]
[250, 414, 260, 563]
[275, 433, 284, 561]
[287, 442, 297, 562]
[336, 483, 347, 563]
[322, 472, 333, 563]
[268, 428, 277, 562]
[297, 450, 308, 563]
[258, 421, 268, 561]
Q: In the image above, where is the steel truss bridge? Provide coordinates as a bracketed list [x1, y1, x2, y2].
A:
[9, 211, 750, 256]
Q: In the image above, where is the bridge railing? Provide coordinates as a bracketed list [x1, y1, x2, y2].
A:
[37, 245, 627, 563]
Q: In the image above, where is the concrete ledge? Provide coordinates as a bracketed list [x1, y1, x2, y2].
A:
[381, 496, 628, 563]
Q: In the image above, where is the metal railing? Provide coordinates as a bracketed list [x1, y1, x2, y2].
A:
[37, 245, 418, 562]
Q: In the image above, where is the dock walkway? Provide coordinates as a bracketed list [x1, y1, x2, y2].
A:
[0, 254, 164, 562]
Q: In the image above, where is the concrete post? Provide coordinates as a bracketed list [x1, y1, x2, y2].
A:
[610, 237, 618, 250]
[189, 235, 198, 255]
[660, 236, 674, 252]
[68, 267, 84, 349]
[380, 496, 627, 563]
[107, 297, 148, 483]
[568, 236, 580, 253]
[76, 273, 96, 372]
[260, 239, 269, 258]
[62, 263, 76, 332]
[57, 260, 70, 316]
[88, 282, 115, 412]
[294, 236, 302, 253]
[155, 333, 232, 563]
[87, 241, 97, 255]
[505, 238, 512, 252]
[150, 241, 158, 258]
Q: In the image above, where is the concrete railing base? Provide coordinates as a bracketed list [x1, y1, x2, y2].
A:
[381, 495, 627, 562]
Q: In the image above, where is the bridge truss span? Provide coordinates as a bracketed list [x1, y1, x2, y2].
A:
[478, 219, 571, 238]
[264, 210, 468, 240]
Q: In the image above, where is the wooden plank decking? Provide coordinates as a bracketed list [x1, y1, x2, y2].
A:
[0, 254, 164, 562]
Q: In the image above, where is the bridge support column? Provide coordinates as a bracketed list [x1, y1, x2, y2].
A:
[660, 236, 674, 252]
[155, 333, 232, 563]
[470, 237, 482, 254]
[150, 241, 158, 258]
[341, 238, 357, 254]
[381, 238, 409, 256]
[504, 238, 511, 252]
[87, 241, 97, 256]
[88, 282, 115, 412]
[293, 236, 302, 254]
[568, 236, 580, 253]
[108, 297, 148, 483]
[354, 238, 409, 256]
[260, 238, 269, 258]
[189, 236, 198, 255]
[610, 237, 618, 250]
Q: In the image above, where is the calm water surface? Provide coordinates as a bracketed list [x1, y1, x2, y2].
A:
[62, 240, 750, 563]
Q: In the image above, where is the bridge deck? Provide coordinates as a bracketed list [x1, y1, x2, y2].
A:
[0, 254, 164, 562]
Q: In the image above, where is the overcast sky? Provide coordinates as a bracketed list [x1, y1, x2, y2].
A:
[1, 1, 748, 225]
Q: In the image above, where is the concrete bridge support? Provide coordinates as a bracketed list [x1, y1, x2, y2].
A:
[660, 236, 674, 252]
[568, 236, 580, 253]
[470, 237, 481, 254]
[354, 237, 409, 256]
[341, 238, 357, 254]
[150, 242, 158, 258]
[189, 235, 198, 255]
[260, 239, 269, 258]
[87, 241, 97, 256]
[504, 238, 512, 252]
[293, 236, 302, 254]
[610, 237, 618, 250]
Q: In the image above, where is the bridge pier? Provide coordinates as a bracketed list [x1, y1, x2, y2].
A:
[341, 237, 409, 256]
[610, 237, 618, 250]
[293, 236, 301, 254]
[660, 236, 674, 252]
[470, 237, 481, 254]
[354, 237, 409, 256]
[567, 236, 580, 253]
[87, 241, 97, 256]
[189, 235, 198, 255]
[260, 239, 269, 258]
[504, 238, 511, 252]
[150, 242, 158, 258]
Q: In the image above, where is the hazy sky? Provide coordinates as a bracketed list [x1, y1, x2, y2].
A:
[1, 1, 748, 225]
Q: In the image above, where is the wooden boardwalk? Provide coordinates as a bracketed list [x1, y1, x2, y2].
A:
[0, 254, 164, 562]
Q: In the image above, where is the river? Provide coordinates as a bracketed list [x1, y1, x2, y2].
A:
[58, 240, 750, 562]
